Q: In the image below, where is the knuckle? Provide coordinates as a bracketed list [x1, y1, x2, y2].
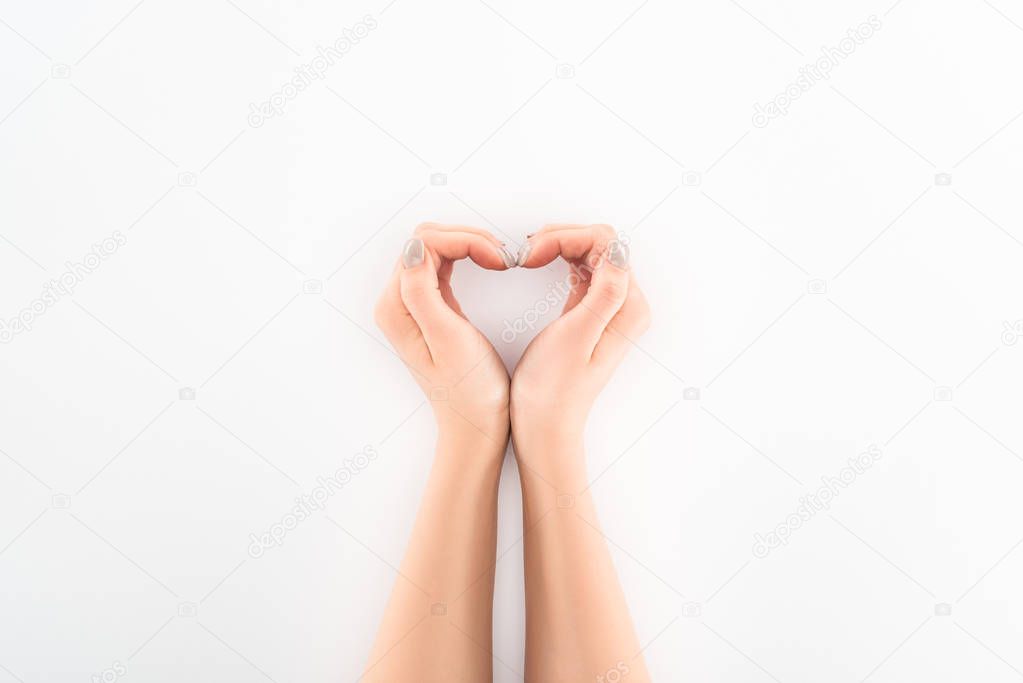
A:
[401, 280, 431, 303]
[597, 277, 628, 306]
[591, 223, 617, 238]
[414, 222, 440, 235]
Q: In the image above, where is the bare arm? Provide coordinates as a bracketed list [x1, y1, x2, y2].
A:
[364, 431, 504, 682]
[512, 225, 652, 682]
[364, 225, 516, 682]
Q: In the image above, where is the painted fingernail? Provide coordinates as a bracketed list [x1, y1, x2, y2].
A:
[402, 237, 424, 268]
[498, 244, 517, 269]
[516, 242, 532, 267]
[607, 240, 630, 270]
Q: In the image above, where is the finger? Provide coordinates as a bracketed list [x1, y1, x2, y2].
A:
[436, 267, 466, 318]
[374, 260, 408, 340]
[516, 224, 616, 313]
[592, 272, 651, 366]
[418, 228, 517, 271]
[516, 224, 616, 268]
[416, 223, 517, 270]
[528, 222, 604, 238]
[561, 238, 632, 352]
[525, 223, 589, 240]
[374, 260, 432, 368]
[537, 258, 593, 316]
[420, 228, 511, 314]
[561, 267, 590, 314]
[417, 222, 525, 259]
[416, 222, 506, 248]
[398, 237, 465, 353]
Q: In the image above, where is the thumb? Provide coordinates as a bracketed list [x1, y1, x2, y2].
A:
[563, 239, 631, 353]
[398, 237, 462, 353]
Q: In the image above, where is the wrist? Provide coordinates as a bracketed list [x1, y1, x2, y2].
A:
[510, 395, 587, 444]
[512, 427, 583, 456]
[510, 412, 583, 455]
[436, 418, 509, 464]
[511, 424, 587, 485]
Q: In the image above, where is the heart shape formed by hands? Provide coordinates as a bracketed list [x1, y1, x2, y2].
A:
[373, 222, 650, 446]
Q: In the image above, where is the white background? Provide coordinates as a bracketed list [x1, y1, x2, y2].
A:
[2, 0, 1023, 681]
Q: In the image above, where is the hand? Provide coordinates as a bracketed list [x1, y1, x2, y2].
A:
[510, 224, 650, 462]
[374, 223, 517, 450]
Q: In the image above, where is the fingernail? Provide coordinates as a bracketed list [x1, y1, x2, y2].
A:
[497, 244, 517, 269]
[516, 242, 532, 267]
[607, 240, 630, 270]
[402, 237, 424, 268]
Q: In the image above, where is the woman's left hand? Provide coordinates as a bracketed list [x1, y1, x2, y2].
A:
[374, 223, 517, 451]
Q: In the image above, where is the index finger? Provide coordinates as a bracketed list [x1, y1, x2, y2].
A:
[415, 224, 517, 271]
[516, 224, 617, 269]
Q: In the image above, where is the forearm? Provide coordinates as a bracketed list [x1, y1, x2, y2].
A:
[364, 428, 506, 682]
[515, 430, 650, 683]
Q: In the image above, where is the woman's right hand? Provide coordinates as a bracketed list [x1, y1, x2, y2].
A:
[510, 224, 650, 466]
